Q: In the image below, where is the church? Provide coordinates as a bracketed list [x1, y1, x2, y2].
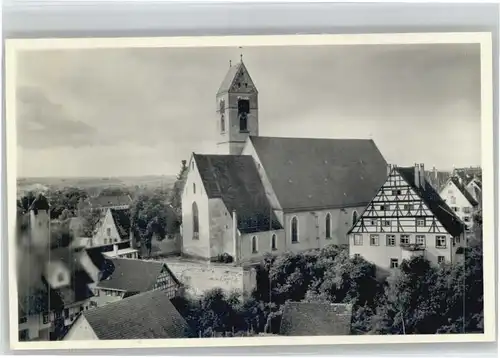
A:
[181, 59, 388, 264]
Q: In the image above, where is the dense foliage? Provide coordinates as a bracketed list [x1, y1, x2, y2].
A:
[174, 239, 484, 336]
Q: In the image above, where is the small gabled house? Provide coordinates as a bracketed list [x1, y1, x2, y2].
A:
[64, 290, 195, 340]
[348, 164, 466, 272]
[92, 258, 181, 307]
[92, 208, 132, 248]
[279, 302, 352, 336]
[439, 176, 479, 230]
[466, 177, 482, 207]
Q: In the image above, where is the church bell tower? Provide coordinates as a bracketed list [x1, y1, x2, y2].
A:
[216, 57, 259, 155]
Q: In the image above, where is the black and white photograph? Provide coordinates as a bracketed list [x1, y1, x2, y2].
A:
[5, 33, 495, 349]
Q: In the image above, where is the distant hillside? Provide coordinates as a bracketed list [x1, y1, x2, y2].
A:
[17, 175, 177, 196]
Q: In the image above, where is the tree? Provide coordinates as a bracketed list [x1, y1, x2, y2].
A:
[168, 160, 188, 217]
[130, 193, 178, 248]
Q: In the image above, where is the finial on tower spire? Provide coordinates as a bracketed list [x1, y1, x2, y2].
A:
[229, 59, 232, 67]
[239, 46, 243, 62]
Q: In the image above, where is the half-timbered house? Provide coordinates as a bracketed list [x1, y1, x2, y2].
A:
[348, 163, 466, 273]
[439, 176, 479, 231]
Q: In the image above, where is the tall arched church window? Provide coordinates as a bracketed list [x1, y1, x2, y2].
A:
[325, 213, 331, 238]
[271, 234, 277, 250]
[291, 216, 299, 243]
[192, 202, 199, 239]
[252, 236, 258, 253]
[352, 210, 358, 226]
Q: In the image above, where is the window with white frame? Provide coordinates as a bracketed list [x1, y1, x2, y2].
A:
[400, 235, 410, 245]
[106, 228, 111, 236]
[392, 189, 402, 196]
[463, 216, 470, 222]
[463, 207, 471, 214]
[370, 234, 379, 246]
[386, 235, 396, 246]
[452, 207, 459, 212]
[450, 196, 456, 205]
[379, 205, 386, 211]
[437, 256, 445, 264]
[390, 258, 399, 268]
[435, 236, 447, 249]
[353, 234, 363, 246]
[416, 218, 426, 227]
[415, 235, 426, 246]
[403, 204, 413, 211]
[382, 220, 391, 227]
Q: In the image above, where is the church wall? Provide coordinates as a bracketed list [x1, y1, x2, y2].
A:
[239, 229, 286, 263]
[208, 198, 235, 259]
[282, 206, 363, 252]
[181, 157, 211, 259]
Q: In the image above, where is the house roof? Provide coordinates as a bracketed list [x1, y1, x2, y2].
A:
[279, 302, 352, 336]
[89, 195, 132, 208]
[425, 170, 450, 192]
[109, 208, 131, 240]
[79, 290, 194, 340]
[449, 177, 479, 207]
[96, 258, 180, 293]
[29, 193, 50, 211]
[397, 167, 465, 237]
[193, 154, 282, 234]
[249, 136, 388, 211]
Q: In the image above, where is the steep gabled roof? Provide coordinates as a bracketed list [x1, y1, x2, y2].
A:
[193, 154, 282, 234]
[109, 208, 131, 240]
[397, 167, 465, 237]
[449, 177, 479, 207]
[249, 136, 387, 211]
[96, 258, 180, 293]
[29, 193, 50, 211]
[279, 302, 352, 336]
[79, 290, 194, 340]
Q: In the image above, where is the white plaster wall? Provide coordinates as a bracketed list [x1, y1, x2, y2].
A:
[239, 229, 285, 263]
[349, 232, 454, 269]
[181, 156, 211, 259]
[283, 206, 363, 252]
[63, 316, 99, 341]
[208, 198, 235, 259]
[440, 180, 476, 230]
[30, 210, 50, 248]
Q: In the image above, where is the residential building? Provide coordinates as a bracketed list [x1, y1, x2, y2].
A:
[181, 59, 388, 264]
[279, 302, 352, 336]
[348, 164, 466, 273]
[439, 176, 479, 230]
[466, 177, 482, 207]
[92, 258, 181, 307]
[17, 194, 108, 341]
[63, 290, 195, 340]
[92, 208, 132, 247]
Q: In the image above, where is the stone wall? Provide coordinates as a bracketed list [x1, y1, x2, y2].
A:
[160, 257, 257, 298]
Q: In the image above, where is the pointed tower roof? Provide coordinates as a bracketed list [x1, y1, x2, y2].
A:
[217, 61, 257, 95]
[29, 193, 50, 211]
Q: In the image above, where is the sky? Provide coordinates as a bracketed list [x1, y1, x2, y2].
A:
[16, 43, 481, 178]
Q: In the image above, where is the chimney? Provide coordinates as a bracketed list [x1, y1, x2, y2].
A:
[414, 163, 420, 187]
[419, 163, 426, 188]
[113, 244, 118, 256]
[386, 164, 392, 176]
[433, 166, 438, 180]
[232, 210, 240, 264]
